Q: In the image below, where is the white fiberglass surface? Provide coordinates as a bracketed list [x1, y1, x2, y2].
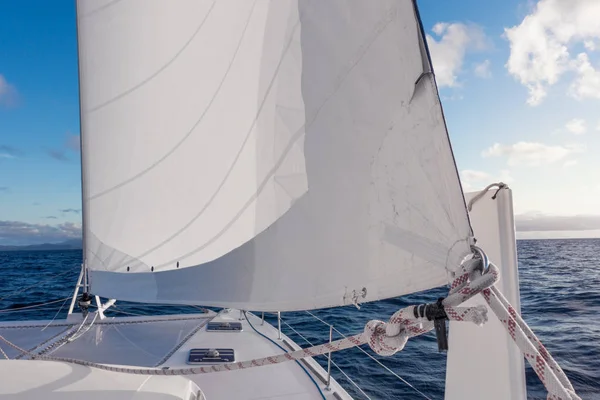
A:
[50, 318, 208, 367]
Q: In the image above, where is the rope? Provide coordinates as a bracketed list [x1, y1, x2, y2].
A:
[244, 312, 326, 400]
[0, 256, 580, 400]
[467, 182, 507, 211]
[482, 286, 578, 399]
[281, 320, 375, 400]
[0, 344, 8, 360]
[448, 260, 580, 400]
[41, 297, 71, 331]
[304, 311, 433, 400]
[0, 259, 490, 375]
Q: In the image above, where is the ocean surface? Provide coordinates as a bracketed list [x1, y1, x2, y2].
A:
[0, 239, 598, 399]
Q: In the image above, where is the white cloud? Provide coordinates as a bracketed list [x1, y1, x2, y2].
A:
[482, 141, 584, 166]
[0, 220, 81, 246]
[474, 59, 492, 78]
[0, 74, 17, 107]
[563, 160, 578, 167]
[565, 118, 587, 134]
[461, 169, 490, 181]
[427, 22, 488, 87]
[515, 213, 600, 231]
[460, 169, 513, 191]
[498, 169, 514, 183]
[505, 0, 600, 105]
[584, 40, 596, 51]
[569, 53, 600, 100]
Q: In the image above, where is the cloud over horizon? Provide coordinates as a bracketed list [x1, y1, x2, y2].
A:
[2, 211, 599, 247]
[482, 141, 583, 166]
[515, 213, 600, 232]
[0, 220, 81, 246]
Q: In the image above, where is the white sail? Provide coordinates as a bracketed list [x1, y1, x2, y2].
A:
[78, 0, 473, 311]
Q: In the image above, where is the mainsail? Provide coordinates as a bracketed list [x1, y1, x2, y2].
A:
[77, 0, 473, 311]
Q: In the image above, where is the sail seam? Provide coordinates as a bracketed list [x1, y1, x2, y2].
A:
[86, 0, 218, 113]
[111, 8, 300, 265]
[79, 0, 123, 18]
[88, 1, 254, 201]
[150, 2, 400, 269]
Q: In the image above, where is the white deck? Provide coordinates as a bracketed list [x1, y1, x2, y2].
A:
[0, 360, 202, 400]
[0, 309, 352, 400]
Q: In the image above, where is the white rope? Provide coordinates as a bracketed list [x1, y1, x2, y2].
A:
[0, 256, 580, 400]
[448, 260, 580, 400]
[467, 182, 507, 211]
[281, 321, 375, 400]
[41, 297, 71, 331]
[0, 258, 489, 373]
[68, 312, 98, 342]
[482, 286, 578, 399]
[304, 310, 434, 400]
[0, 344, 8, 360]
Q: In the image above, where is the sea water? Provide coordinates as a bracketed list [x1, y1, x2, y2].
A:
[0, 239, 598, 399]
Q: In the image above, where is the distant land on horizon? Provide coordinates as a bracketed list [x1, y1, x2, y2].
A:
[0, 235, 598, 253]
[0, 238, 82, 252]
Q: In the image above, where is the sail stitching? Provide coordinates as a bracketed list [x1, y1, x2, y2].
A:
[88, 0, 255, 200]
[79, 0, 123, 18]
[150, 3, 401, 269]
[86, 0, 218, 112]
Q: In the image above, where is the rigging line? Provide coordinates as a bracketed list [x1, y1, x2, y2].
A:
[154, 5, 398, 268]
[0, 269, 73, 303]
[41, 297, 71, 331]
[0, 297, 72, 313]
[87, 0, 218, 113]
[281, 320, 373, 400]
[467, 182, 507, 212]
[305, 311, 434, 400]
[244, 312, 326, 400]
[108, 307, 148, 317]
[0, 344, 8, 360]
[33, 314, 93, 359]
[88, 0, 255, 201]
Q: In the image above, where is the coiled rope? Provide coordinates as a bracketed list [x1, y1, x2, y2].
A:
[0, 256, 579, 400]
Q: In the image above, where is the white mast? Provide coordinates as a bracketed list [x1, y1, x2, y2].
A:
[75, 0, 89, 295]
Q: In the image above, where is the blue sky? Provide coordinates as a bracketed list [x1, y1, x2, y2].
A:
[1, 0, 599, 245]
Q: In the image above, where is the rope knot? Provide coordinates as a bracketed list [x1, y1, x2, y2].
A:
[363, 300, 490, 356]
[363, 319, 409, 356]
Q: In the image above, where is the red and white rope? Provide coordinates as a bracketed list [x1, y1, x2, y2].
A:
[482, 282, 578, 400]
[0, 257, 579, 400]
